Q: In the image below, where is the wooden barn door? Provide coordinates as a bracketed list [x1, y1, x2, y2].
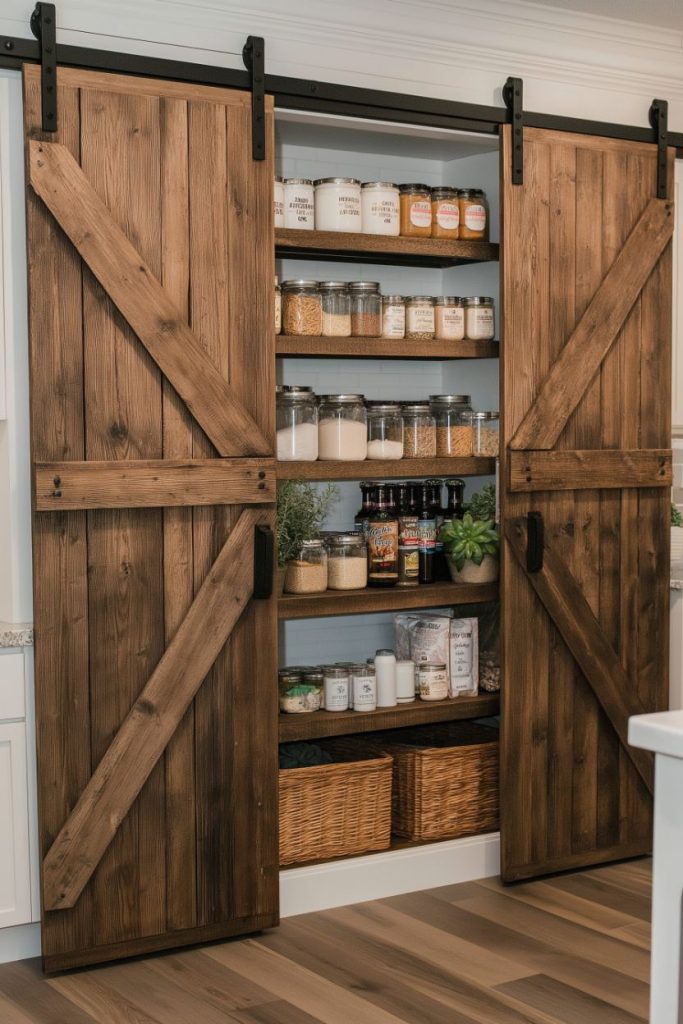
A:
[24, 65, 278, 970]
[500, 126, 674, 881]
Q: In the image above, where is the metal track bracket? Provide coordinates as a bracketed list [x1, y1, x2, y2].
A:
[242, 35, 265, 161]
[30, 2, 57, 132]
[503, 76, 523, 185]
[649, 99, 669, 199]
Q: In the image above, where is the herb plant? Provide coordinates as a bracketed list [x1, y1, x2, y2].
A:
[672, 503, 683, 528]
[440, 513, 500, 571]
[467, 483, 497, 523]
[276, 480, 339, 567]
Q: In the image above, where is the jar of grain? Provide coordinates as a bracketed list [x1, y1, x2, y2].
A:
[431, 187, 460, 239]
[430, 395, 473, 457]
[275, 276, 282, 334]
[283, 178, 315, 229]
[382, 295, 405, 338]
[366, 402, 404, 460]
[318, 282, 351, 338]
[314, 177, 361, 233]
[274, 176, 285, 228]
[323, 666, 350, 712]
[361, 181, 400, 236]
[326, 533, 368, 590]
[458, 189, 488, 239]
[418, 662, 449, 701]
[318, 394, 368, 461]
[276, 387, 319, 461]
[405, 296, 435, 340]
[284, 539, 328, 594]
[399, 184, 432, 236]
[469, 410, 500, 457]
[282, 280, 323, 336]
[402, 403, 436, 458]
[464, 296, 495, 340]
[349, 282, 381, 337]
[434, 296, 465, 341]
[278, 668, 323, 714]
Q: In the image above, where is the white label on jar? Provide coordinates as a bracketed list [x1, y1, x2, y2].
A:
[418, 668, 449, 700]
[464, 204, 486, 232]
[274, 180, 285, 228]
[324, 677, 349, 711]
[436, 306, 465, 340]
[382, 304, 405, 338]
[275, 290, 281, 334]
[410, 200, 432, 228]
[363, 193, 400, 235]
[353, 673, 377, 710]
[406, 305, 435, 333]
[284, 184, 314, 228]
[466, 306, 495, 340]
[436, 202, 459, 230]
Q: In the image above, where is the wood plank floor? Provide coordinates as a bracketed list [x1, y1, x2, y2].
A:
[0, 858, 652, 1023]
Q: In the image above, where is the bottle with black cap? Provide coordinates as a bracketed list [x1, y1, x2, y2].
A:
[417, 482, 436, 585]
[366, 483, 399, 587]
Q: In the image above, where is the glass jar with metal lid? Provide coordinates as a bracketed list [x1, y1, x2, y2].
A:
[458, 189, 488, 239]
[399, 184, 432, 236]
[361, 181, 400, 236]
[366, 402, 404, 460]
[430, 395, 473, 457]
[276, 387, 318, 462]
[278, 668, 323, 714]
[326, 533, 368, 590]
[318, 394, 367, 461]
[322, 666, 350, 712]
[431, 187, 460, 239]
[349, 282, 381, 337]
[282, 280, 322, 336]
[382, 295, 405, 339]
[402, 403, 436, 458]
[405, 296, 435, 340]
[318, 282, 351, 338]
[418, 662, 449, 701]
[314, 177, 361, 232]
[465, 296, 495, 340]
[283, 178, 314, 229]
[467, 410, 500, 457]
[284, 539, 328, 595]
[434, 296, 465, 341]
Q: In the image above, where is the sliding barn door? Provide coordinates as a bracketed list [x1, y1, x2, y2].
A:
[500, 126, 673, 881]
[24, 65, 278, 969]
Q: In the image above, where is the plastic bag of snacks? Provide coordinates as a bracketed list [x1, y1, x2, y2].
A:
[395, 612, 452, 668]
[454, 602, 500, 692]
[449, 618, 479, 697]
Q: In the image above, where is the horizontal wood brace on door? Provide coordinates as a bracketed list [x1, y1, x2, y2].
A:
[34, 459, 276, 510]
[41, 508, 265, 912]
[508, 449, 672, 492]
[505, 517, 654, 794]
[28, 140, 271, 459]
[510, 197, 674, 451]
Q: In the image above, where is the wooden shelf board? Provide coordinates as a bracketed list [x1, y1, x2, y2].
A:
[276, 336, 500, 360]
[275, 228, 499, 268]
[279, 692, 500, 742]
[276, 456, 495, 481]
[279, 580, 498, 620]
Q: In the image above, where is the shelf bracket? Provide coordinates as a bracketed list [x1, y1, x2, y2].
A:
[503, 76, 523, 185]
[242, 35, 266, 161]
[30, 2, 57, 133]
[649, 98, 669, 199]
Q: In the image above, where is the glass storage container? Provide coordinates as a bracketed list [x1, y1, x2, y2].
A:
[399, 184, 432, 236]
[282, 280, 323, 336]
[326, 532, 368, 590]
[366, 402, 404, 460]
[465, 296, 495, 340]
[284, 539, 328, 595]
[278, 668, 323, 714]
[434, 296, 465, 341]
[276, 386, 319, 461]
[349, 282, 381, 337]
[274, 276, 281, 334]
[430, 395, 473, 457]
[402, 403, 436, 458]
[323, 666, 350, 711]
[274, 176, 285, 228]
[469, 410, 500, 457]
[318, 394, 368, 461]
[351, 664, 377, 710]
[405, 296, 435, 340]
[314, 177, 361, 232]
[361, 181, 400, 236]
[418, 662, 449, 701]
[458, 188, 488, 239]
[283, 178, 315, 229]
[318, 281, 351, 337]
[382, 295, 405, 339]
[431, 187, 460, 239]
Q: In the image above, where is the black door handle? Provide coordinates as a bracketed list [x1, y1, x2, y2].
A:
[526, 511, 544, 573]
[253, 524, 274, 599]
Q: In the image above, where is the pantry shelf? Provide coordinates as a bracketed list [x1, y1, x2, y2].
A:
[278, 580, 498, 620]
[276, 456, 496, 481]
[275, 228, 499, 268]
[278, 692, 500, 742]
[276, 336, 500, 360]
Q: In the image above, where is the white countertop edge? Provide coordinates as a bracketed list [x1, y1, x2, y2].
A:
[629, 711, 683, 758]
[0, 623, 34, 648]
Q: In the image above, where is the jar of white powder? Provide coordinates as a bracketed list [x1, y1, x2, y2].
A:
[276, 387, 319, 461]
[318, 395, 367, 461]
[366, 402, 404, 460]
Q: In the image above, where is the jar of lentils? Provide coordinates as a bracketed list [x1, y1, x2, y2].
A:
[349, 282, 381, 337]
[405, 296, 435, 340]
[318, 281, 351, 338]
[430, 395, 473, 457]
[282, 280, 322, 336]
[402, 402, 436, 458]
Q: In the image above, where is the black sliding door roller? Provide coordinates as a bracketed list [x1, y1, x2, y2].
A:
[30, 2, 57, 133]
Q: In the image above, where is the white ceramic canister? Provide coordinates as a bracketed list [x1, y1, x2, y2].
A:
[396, 660, 416, 703]
[374, 649, 397, 708]
[352, 664, 377, 711]
[274, 176, 285, 228]
[323, 666, 350, 711]
[314, 177, 362, 233]
[361, 181, 400, 236]
[284, 178, 315, 229]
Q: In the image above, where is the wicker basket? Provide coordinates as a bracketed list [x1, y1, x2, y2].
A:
[370, 722, 499, 842]
[279, 739, 393, 866]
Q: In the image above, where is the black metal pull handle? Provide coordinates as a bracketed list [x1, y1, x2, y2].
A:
[253, 524, 274, 599]
[526, 511, 544, 574]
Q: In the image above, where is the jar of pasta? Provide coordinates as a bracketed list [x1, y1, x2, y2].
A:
[458, 189, 488, 240]
[399, 184, 432, 237]
[431, 187, 460, 239]
[282, 280, 322, 336]
[405, 296, 435, 340]
[430, 395, 473, 457]
[469, 410, 500, 457]
[402, 403, 436, 458]
[434, 296, 465, 341]
[382, 295, 405, 339]
[465, 296, 495, 340]
[318, 281, 351, 337]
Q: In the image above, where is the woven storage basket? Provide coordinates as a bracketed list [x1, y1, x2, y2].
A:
[369, 722, 499, 842]
[279, 739, 393, 866]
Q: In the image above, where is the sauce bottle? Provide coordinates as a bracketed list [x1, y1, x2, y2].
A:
[417, 483, 436, 585]
[396, 481, 420, 587]
[366, 484, 399, 587]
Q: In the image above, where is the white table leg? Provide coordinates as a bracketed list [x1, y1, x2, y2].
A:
[650, 752, 683, 1024]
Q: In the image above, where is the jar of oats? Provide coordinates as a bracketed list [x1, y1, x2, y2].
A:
[430, 395, 473, 457]
[469, 410, 500, 457]
[402, 403, 436, 458]
[318, 281, 351, 337]
[405, 296, 435, 340]
[399, 184, 432, 237]
[282, 280, 322, 336]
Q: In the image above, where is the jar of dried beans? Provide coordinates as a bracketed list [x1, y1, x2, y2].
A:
[405, 296, 435, 340]
[434, 296, 465, 341]
[326, 533, 368, 590]
[402, 403, 436, 458]
[430, 395, 473, 457]
[399, 184, 432, 237]
[431, 187, 460, 239]
[458, 189, 488, 240]
[282, 280, 322, 336]
[318, 281, 351, 337]
[284, 539, 328, 594]
[349, 282, 381, 337]
[469, 410, 500, 457]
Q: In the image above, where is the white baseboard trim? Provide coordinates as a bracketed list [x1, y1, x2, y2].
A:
[279, 831, 501, 918]
[0, 922, 40, 964]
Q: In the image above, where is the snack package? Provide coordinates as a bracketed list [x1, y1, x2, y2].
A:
[394, 612, 452, 668]
[449, 617, 479, 697]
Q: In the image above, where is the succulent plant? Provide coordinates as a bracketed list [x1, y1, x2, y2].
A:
[467, 483, 497, 524]
[440, 513, 500, 571]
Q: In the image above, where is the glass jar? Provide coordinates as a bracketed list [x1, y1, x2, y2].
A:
[351, 664, 377, 711]
[278, 668, 323, 714]
[314, 177, 361, 233]
[323, 666, 350, 712]
[434, 296, 465, 341]
[349, 282, 381, 337]
[469, 410, 500, 457]
[418, 662, 449, 701]
[284, 539, 328, 594]
[465, 296, 495, 341]
[382, 295, 405, 339]
[366, 402, 404, 460]
[318, 394, 367, 461]
[405, 296, 435, 340]
[276, 387, 319, 461]
[431, 187, 460, 239]
[274, 276, 282, 334]
[430, 395, 473, 457]
[361, 181, 400, 236]
[399, 184, 432, 237]
[318, 282, 351, 338]
[274, 176, 285, 228]
[326, 532, 368, 590]
[282, 280, 322, 336]
[402, 403, 436, 458]
[283, 178, 314, 229]
[458, 189, 488, 240]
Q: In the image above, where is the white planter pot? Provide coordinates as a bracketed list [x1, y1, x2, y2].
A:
[447, 554, 499, 584]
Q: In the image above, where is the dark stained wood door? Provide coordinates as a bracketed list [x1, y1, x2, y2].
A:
[24, 65, 278, 970]
[500, 126, 674, 881]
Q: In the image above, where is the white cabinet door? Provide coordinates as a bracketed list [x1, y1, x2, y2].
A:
[0, 722, 31, 927]
[673, 161, 683, 435]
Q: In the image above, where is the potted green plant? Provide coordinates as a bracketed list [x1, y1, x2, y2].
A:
[276, 480, 339, 594]
[440, 484, 500, 584]
[672, 502, 683, 561]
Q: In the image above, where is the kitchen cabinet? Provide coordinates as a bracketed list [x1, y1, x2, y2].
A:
[0, 652, 33, 930]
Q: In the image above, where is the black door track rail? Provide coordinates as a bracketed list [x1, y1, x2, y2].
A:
[30, 2, 57, 132]
[242, 35, 265, 161]
[650, 99, 669, 199]
[503, 77, 523, 185]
